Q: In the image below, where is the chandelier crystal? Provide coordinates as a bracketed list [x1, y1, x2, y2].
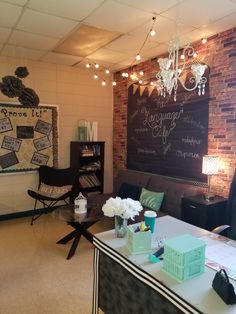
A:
[156, 29, 207, 101]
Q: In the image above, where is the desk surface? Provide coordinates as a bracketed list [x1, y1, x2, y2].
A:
[94, 216, 236, 314]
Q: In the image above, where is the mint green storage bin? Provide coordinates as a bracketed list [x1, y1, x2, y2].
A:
[163, 234, 205, 282]
[126, 225, 152, 255]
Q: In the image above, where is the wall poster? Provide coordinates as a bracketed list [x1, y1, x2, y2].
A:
[0, 103, 58, 173]
[127, 74, 210, 183]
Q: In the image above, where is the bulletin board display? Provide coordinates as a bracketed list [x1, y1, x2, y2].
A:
[0, 103, 58, 173]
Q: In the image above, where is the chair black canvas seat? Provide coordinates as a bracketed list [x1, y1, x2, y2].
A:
[28, 165, 76, 225]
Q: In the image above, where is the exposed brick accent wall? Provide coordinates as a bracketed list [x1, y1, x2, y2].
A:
[113, 27, 236, 197]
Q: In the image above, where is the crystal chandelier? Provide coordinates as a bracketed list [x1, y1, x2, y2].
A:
[156, 24, 207, 101]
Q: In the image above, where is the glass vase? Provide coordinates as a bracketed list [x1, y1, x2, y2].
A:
[115, 215, 127, 238]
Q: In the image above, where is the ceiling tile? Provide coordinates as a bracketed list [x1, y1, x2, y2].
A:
[0, 27, 11, 43]
[130, 15, 194, 44]
[88, 47, 128, 63]
[84, 0, 152, 33]
[105, 34, 144, 54]
[116, 0, 179, 14]
[40, 52, 83, 65]
[1, 0, 28, 5]
[0, 2, 23, 28]
[16, 9, 78, 38]
[1, 45, 46, 60]
[201, 12, 236, 37]
[28, 0, 104, 21]
[162, 0, 236, 28]
[142, 43, 169, 59]
[53, 24, 120, 57]
[75, 58, 116, 70]
[9, 30, 59, 50]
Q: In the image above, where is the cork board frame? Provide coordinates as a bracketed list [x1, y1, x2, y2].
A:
[0, 103, 58, 173]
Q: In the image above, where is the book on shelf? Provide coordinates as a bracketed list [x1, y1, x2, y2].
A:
[79, 173, 101, 188]
[79, 161, 101, 173]
[80, 144, 101, 157]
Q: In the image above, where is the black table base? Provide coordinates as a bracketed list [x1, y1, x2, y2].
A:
[57, 220, 97, 260]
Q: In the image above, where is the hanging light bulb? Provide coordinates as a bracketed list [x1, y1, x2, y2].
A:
[150, 29, 156, 36]
[150, 81, 154, 86]
[102, 80, 106, 86]
[105, 69, 110, 74]
[112, 81, 117, 86]
[95, 63, 100, 68]
[94, 74, 98, 79]
[180, 54, 185, 60]
[139, 79, 143, 84]
[86, 63, 91, 68]
[136, 54, 141, 61]
[193, 52, 198, 58]
[201, 38, 207, 44]
[139, 71, 144, 76]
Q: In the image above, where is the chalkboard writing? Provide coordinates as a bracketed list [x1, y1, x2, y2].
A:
[127, 85, 209, 182]
[17, 126, 34, 139]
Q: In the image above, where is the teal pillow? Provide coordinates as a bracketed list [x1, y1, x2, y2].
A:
[139, 188, 164, 211]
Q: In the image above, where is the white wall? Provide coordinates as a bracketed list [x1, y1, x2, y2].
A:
[0, 56, 113, 214]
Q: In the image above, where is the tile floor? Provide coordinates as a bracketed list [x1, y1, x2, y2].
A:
[0, 214, 113, 314]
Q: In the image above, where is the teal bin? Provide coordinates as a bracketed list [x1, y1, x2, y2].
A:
[126, 225, 152, 255]
[163, 234, 206, 282]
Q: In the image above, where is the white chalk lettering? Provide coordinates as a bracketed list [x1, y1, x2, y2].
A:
[182, 136, 201, 146]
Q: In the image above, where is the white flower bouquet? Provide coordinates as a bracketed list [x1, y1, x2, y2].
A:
[102, 196, 143, 220]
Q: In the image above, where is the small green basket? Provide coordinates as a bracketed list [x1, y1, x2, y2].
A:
[126, 225, 152, 255]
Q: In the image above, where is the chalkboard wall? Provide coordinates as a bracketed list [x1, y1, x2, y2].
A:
[127, 84, 209, 183]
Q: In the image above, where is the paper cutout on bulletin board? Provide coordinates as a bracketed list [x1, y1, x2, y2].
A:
[0, 103, 58, 173]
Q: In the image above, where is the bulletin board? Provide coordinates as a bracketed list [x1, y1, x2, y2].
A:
[0, 103, 58, 173]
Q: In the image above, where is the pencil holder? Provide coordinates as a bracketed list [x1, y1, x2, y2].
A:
[126, 225, 152, 255]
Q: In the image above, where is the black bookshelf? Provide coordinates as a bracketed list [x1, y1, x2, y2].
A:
[70, 141, 105, 201]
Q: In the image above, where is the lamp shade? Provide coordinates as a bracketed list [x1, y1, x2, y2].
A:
[202, 155, 219, 175]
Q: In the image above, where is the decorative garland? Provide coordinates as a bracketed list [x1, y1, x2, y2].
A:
[0, 66, 40, 107]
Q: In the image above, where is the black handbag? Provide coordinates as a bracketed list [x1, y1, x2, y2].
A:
[212, 269, 236, 305]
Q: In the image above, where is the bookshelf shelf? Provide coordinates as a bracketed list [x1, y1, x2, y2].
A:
[70, 141, 105, 201]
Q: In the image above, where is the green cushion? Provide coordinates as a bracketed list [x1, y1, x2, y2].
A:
[139, 188, 164, 211]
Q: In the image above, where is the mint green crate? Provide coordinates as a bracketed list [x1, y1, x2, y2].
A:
[163, 257, 205, 282]
[163, 234, 205, 282]
[126, 225, 152, 255]
[163, 234, 205, 265]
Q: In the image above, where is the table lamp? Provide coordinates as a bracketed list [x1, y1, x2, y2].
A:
[202, 155, 219, 200]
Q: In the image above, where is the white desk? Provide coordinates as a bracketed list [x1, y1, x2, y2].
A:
[92, 216, 236, 314]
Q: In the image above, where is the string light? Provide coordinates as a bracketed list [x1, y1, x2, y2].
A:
[102, 80, 106, 86]
[136, 53, 141, 61]
[86, 63, 91, 68]
[150, 29, 156, 36]
[112, 81, 117, 86]
[105, 69, 110, 74]
[95, 63, 100, 68]
[94, 74, 98, 79]
[201, 38, 207, 44]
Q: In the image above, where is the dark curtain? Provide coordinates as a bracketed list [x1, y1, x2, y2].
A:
[226, 170, 236, 240]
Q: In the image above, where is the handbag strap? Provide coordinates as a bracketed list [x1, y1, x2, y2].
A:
[219, 269, 230, 283]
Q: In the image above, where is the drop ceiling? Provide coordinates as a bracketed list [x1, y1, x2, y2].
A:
[0, 0, 236, 72]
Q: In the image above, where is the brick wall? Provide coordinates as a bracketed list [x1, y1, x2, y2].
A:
[113, 27, 236, 197]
